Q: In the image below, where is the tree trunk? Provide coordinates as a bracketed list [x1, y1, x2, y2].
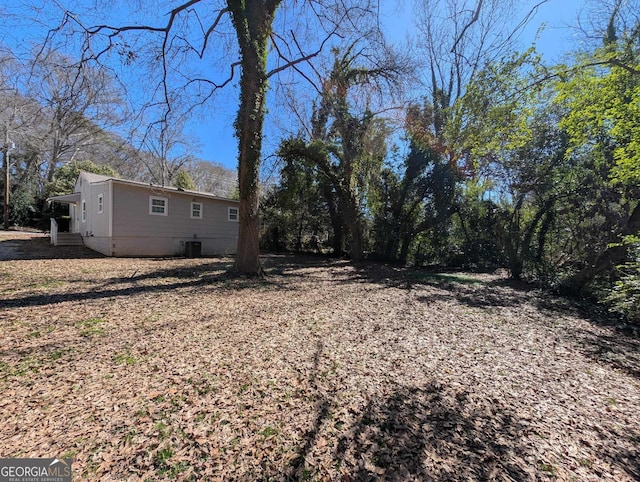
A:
[332, 223, 344, 256]
[509, 255, 523, 280]
[295, 214, 305, 252]
[319, 181, 344, 256]
[235, 196, 261, 274]
[229, 0, 280, 276]
[343, 197, 363, 261]
[234, 70, 263, 274]
[384, 227, 400, 262]
[562, 203, 640, 294]
[3, 146, 9, 230]
[508, 198, 555, 279]
[399, 232, 412, 265]
[347, 218, 363, 261]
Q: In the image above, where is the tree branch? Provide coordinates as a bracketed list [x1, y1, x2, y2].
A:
[183, 61, 241, 90]
[505, 58, 640, 104]
[267, 27, 337, 78]
[451, 0, 484, 55]
[197, 8, 230, 58]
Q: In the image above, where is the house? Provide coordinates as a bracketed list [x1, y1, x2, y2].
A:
[47, 171, 239, 257]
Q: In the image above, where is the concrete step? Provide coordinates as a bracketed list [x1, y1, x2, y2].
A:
[55, 233, 84, 246]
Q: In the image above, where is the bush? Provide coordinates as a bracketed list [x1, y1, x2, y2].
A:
[605, 236, 640, 325]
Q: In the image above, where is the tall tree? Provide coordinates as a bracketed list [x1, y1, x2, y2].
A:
[555, 10, 640, 293]
[28, 50, 124, 182]
[227, 1, 281, 274]
[450, 49, 571, 279]
[133, 116, 198, 187]
[372, 139, 458, 264]
[413, 0, 539, 146]
[279, 44, 404, 260]
[43, 0, 375, 275]
[0, 56, 44, 229]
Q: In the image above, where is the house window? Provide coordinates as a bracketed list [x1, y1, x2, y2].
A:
[191, 202, 203, 219]
[228, 207, 239, 222]
[149, 196, 168, 216]
[81, 200, 86, 223]
[97, 194, 104, 214]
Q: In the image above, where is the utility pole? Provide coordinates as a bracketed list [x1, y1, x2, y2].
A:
[3, 121, 9, 230]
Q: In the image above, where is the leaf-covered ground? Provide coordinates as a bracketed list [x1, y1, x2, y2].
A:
[1, 232, 639, 481]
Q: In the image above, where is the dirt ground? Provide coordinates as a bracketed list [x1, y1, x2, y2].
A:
[1, 232, 639, 481]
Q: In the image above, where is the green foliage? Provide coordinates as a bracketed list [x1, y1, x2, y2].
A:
[449, 48, 547, 166]
[45, 160, 118, 198]
[557, 33, 640, 186]
[372, 141, 458, 264]
[450, 50, 568, 278]
[449, 181, 505, 269]
[549, 25, 640, 296]
[9, 181, 37, 227]
[172, 170, 196, 190]
[605, 235, 640, 323]
[261, 149, 332, 253]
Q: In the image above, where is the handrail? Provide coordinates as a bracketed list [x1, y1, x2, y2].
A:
[50, 218, 58, 246]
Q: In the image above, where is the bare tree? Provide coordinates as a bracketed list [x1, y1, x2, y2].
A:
[130, 115, 199, 186]
[38, 0, 378, 275]
[187, 159, 238, 197]
[28, 49, 125, 182]
[0, 54, 44, 228]
[412, 0, 549, 147]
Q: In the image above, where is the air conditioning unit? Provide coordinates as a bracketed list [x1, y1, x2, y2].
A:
[185, 241, 202, 257]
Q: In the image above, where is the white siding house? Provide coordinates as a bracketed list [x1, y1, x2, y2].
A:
[48, 171, 239, 257]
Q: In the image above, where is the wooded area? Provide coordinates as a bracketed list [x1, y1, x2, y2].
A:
[0, 0, 639, 322]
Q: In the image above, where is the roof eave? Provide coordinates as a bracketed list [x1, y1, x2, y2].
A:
[46, 192, 82, 204]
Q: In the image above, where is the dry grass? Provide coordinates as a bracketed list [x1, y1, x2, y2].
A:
[1, 232, 639, 481]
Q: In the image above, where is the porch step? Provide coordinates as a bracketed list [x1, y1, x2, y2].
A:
[55, 233, 84, 246]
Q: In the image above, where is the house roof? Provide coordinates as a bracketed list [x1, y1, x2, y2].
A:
[81, 171, 239, 203]
[81, 172, 114, 184]
[47, 192, 81, 204]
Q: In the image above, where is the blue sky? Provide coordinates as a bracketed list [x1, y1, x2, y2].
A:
[191, 0, 587, 170]
[1, 0, 587, 171]
[515, 0, 587, 62]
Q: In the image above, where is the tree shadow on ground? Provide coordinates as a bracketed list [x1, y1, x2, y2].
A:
[0, 236, 103, 260]
[261, 253, 348, 278]
[287, 339, 331, 479]
[288, 381, 535, 481]
[324, 260, 553, 311]
[333, 383, 639, 481]
[570, 326, 640, 380]
[0, 259, 281, 309]
[592, 425, 640, 481]
[335, 383, 533, 481]
[109, 259, 234, 283]
[282, 332, 536, 480]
